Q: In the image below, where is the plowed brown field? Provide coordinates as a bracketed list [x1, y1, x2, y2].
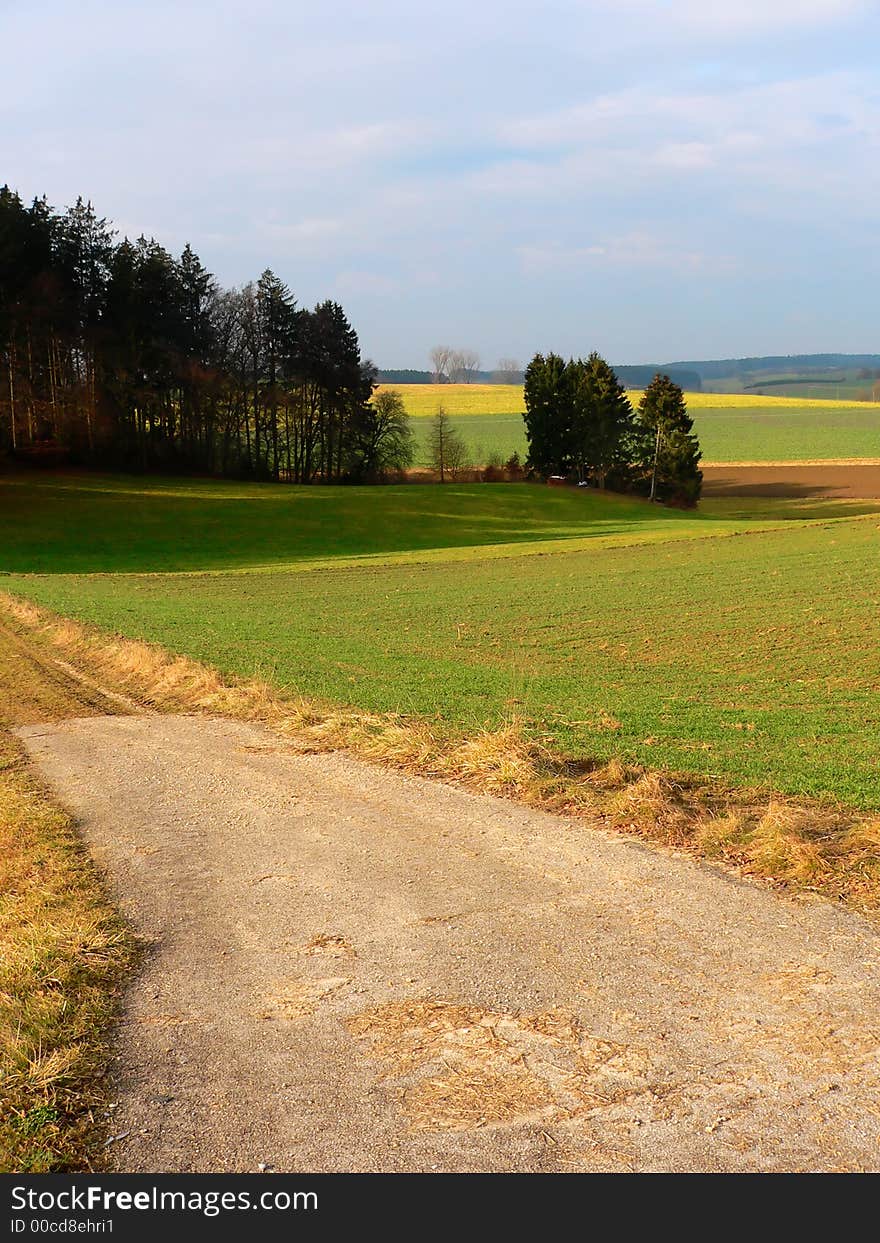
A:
[702, 462, 880, 498]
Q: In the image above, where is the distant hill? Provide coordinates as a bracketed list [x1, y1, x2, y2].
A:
[667, 354, 880, 381]
[613, 365, 702, 391]
[379, 354, 880, 396]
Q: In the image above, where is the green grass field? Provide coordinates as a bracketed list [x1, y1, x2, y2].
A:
[0, 473, 757, 574]
[379, 384, 880, 465]
[2, 473, 879, 808]
[702, 370, 880, 402]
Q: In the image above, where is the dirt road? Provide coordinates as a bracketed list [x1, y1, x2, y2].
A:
[17, 711, 880, 1173]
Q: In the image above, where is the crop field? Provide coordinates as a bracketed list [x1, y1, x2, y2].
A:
[702, 371, 880, 402]
[406, 407, 880, 468]
[2, 473, 879, 808]
[376, 383, 877, 415]
[378, 384, 880, 465]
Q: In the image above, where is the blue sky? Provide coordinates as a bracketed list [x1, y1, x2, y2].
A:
[2, 0, 878, 367]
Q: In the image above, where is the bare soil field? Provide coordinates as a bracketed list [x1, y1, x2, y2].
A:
[702, 462, 880, 498]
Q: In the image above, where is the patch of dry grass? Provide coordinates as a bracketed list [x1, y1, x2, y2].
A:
[261, 977, 351, 1023]
[4, 590, 880, 914]
[347, 998, 654, 1131]
[0, 729, 135, 1172]
[301, 933, 356, 958]
[405, 1067, 553, 1131]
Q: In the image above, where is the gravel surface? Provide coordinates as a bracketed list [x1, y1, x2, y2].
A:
[18, 713, 880, 1173]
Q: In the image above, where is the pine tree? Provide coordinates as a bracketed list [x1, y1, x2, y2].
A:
[55, 199, 115, 456]
[523, 352, 572, 477]
[178, 244, 217, 360]
[256, 270, 296, 479]
[428, 404, 466, 482]
[636, 373, 702, 506]
[571, 353, 634, 488]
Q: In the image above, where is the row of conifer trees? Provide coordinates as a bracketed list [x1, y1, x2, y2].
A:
[0, 186, 406, 481]
[523, 352, 703, 504]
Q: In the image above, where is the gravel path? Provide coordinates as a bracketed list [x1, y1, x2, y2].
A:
[18, 713, 880, 1173]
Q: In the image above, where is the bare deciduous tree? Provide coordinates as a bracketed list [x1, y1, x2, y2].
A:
[448, 348, 480, 383]
[460, 349, 480, 383]
[446, 433, 470, 480]
[429, 345, 452, 383]
[493, 357, 521, 384]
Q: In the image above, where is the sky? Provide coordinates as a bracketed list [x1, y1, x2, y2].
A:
[1, 0, 878, 368]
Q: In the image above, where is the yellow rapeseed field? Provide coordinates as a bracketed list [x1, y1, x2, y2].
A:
[375, 382, 870, 417]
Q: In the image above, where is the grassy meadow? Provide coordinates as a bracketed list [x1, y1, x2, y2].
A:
[0, 473, 725, 574]
[2, 473, 879, 808]
[376, 383, 880, 465]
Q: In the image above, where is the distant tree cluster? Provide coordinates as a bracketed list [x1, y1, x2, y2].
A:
[429, 346, 481, 384]
[380, 364, 523, 385]
[523, 353, 702, 505]
[492, 358, 522, 384]
[0, 186, 413, 481]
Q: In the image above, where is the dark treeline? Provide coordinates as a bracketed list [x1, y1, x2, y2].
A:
[0, 187, 411, 482]
[378, 368, 521, 385]
[377, 364, 702, 389]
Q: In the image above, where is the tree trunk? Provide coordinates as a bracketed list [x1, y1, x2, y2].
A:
[7, 348, 17, 450]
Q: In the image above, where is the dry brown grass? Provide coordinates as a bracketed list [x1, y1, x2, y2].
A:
[0, 729, 135, 1172]
[302, 933, 356, 958]
[3, 590, 880, 914]
[261, 976, 351, 1023]
[405, 1067, 553, 1131]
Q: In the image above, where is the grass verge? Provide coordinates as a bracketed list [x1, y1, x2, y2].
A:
[0, 728, 135, 1172]
[4, 591, 879, 918]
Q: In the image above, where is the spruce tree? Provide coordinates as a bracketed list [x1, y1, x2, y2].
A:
[636, 373, 702, 506]
[428, 404, 466, 482]
[523, 352, 572, 477]
[570, 353, 634, 488]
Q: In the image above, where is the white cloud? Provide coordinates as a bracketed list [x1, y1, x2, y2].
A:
[594, 0, 867, 34]
[517, 232, 730, 275]
[333, 270, 400, 298]
[494, 70, 879, 215]
[650, 142, 716, 171]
